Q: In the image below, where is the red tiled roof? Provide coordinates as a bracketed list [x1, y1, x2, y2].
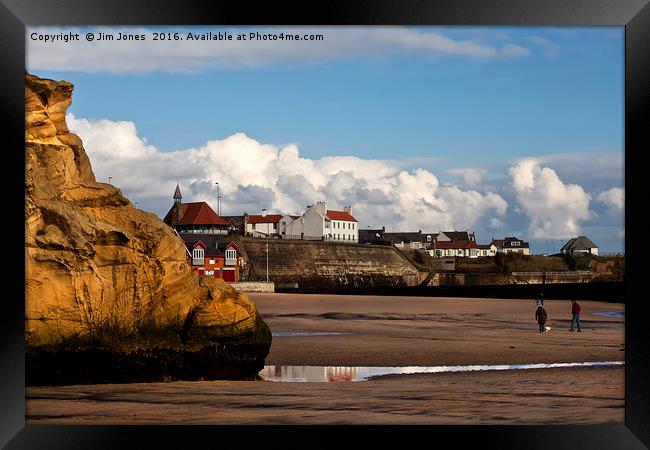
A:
[476, 244, 494, 249]
[247, 214, 284, 224]
[325, 210, 357, 222]
[225, 242, 240, 252]
[430, 240, 478, 250]
[289, 215, 301, 220]
[176, 202, 228, 226]
[193, 240, 208, 250]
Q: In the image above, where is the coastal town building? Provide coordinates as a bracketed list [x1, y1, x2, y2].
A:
[358, 227, 389, 245]
[279, 201, 358, 243]
[437, 230, 476, 242]
[561, 236, 599, 256]
[382, 231, 438, 249]
[179, 233, 242, 281]
[427, 240, 479, 258]
[491, 236, 531, 255]
[243, 211, 285, 238]
[163, 184, 229, 235]
[426, 230, 496, 257]
[476, 243, 498, 257]
[221, 215, 246, 234]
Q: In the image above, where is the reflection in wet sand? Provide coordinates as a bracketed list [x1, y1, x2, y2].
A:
[259, 365, 359, 382]
[259, 361, 624, 382]
[271, 332, 350, 337]
[593, 311, 624, 318]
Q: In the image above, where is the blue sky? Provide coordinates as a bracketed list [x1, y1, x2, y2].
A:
[28, 26, 625, 253]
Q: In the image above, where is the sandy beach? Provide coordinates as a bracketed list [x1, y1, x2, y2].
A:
[26, 293, 624, 424]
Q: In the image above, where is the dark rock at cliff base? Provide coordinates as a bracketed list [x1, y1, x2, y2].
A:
[25, 73, 271, 385]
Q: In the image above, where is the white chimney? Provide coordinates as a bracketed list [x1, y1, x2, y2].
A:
[261, 208, 267, 217]
[343, 205, 351, 213]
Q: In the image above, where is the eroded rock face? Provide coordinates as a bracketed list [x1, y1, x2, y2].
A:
[25, 74, 271, 384]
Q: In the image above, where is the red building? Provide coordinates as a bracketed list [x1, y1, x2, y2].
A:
[161, 185, 242, 280]
[180, 233, 242, 281]
[163, 184, 229, 235]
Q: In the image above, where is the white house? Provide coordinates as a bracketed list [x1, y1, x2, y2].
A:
[491, 236, 531, 255]
[244, 210, 284, 237]
[279, 201, 359, 243]
[477, 243, 498, 257]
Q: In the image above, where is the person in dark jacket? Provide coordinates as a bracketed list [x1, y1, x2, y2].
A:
[535, 305, 548, 333]
[570, 299, 581, 332]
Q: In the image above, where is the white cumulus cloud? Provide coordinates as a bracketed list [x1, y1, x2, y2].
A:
[596, 187, 624, 212]
[68, 114, 508, 233]
[509, 158, 594, 239]
[447, 168, 487, 187]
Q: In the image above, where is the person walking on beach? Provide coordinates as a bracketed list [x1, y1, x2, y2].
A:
[535, 304, 548, 333]
[534, 292, 544, 306]
[570, 299, 582, 332]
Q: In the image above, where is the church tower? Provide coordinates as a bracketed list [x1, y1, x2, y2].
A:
[171, 183, 183, 227]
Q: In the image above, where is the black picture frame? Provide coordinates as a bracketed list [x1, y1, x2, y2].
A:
[2, 0, 648, 448]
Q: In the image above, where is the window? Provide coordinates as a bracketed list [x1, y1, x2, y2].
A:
[273, 222, 278, 230]
[511, 241, 520, 246]
[225, 248, 237, 266]
[352, 223, 355, 230]
[252, 223, 256, 230]
[192, 247, 204, 266]
[209, 259, 215, 265]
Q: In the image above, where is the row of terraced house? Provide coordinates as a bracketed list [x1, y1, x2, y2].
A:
[358, 228, 531, 258]
[161, 184, 599, 279]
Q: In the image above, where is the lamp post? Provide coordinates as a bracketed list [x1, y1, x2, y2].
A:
[215, 182, 221, 215]
[259, 230, 269, 282]
[266, 235, 269, 282]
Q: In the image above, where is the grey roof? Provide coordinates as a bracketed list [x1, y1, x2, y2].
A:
[178, 233, 233, 256]
[494, 236, 530, 249]
[561, 236, 598, 251]
[173, 183, 182, 199]
[440, 231, 471, 241]
[383, 231, 424, 243]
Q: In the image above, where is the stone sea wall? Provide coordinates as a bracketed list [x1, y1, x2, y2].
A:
[239, 238, 423, 292]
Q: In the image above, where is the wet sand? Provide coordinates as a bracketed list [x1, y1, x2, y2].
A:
[26, 294, 624, 424]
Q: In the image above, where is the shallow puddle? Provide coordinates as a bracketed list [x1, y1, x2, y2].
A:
[271, 332, 350, 337]
[259, 361, 624, 382]
[593, 311, 624, 318]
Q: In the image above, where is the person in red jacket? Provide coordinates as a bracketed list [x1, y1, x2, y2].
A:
[570, 299, 582, 332]
[535, 304, 548, 333]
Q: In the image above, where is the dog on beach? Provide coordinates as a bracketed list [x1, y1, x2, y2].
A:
[544, 326, 552, 332]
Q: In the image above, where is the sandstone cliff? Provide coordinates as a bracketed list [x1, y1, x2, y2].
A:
[25, 74, 271, 384]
